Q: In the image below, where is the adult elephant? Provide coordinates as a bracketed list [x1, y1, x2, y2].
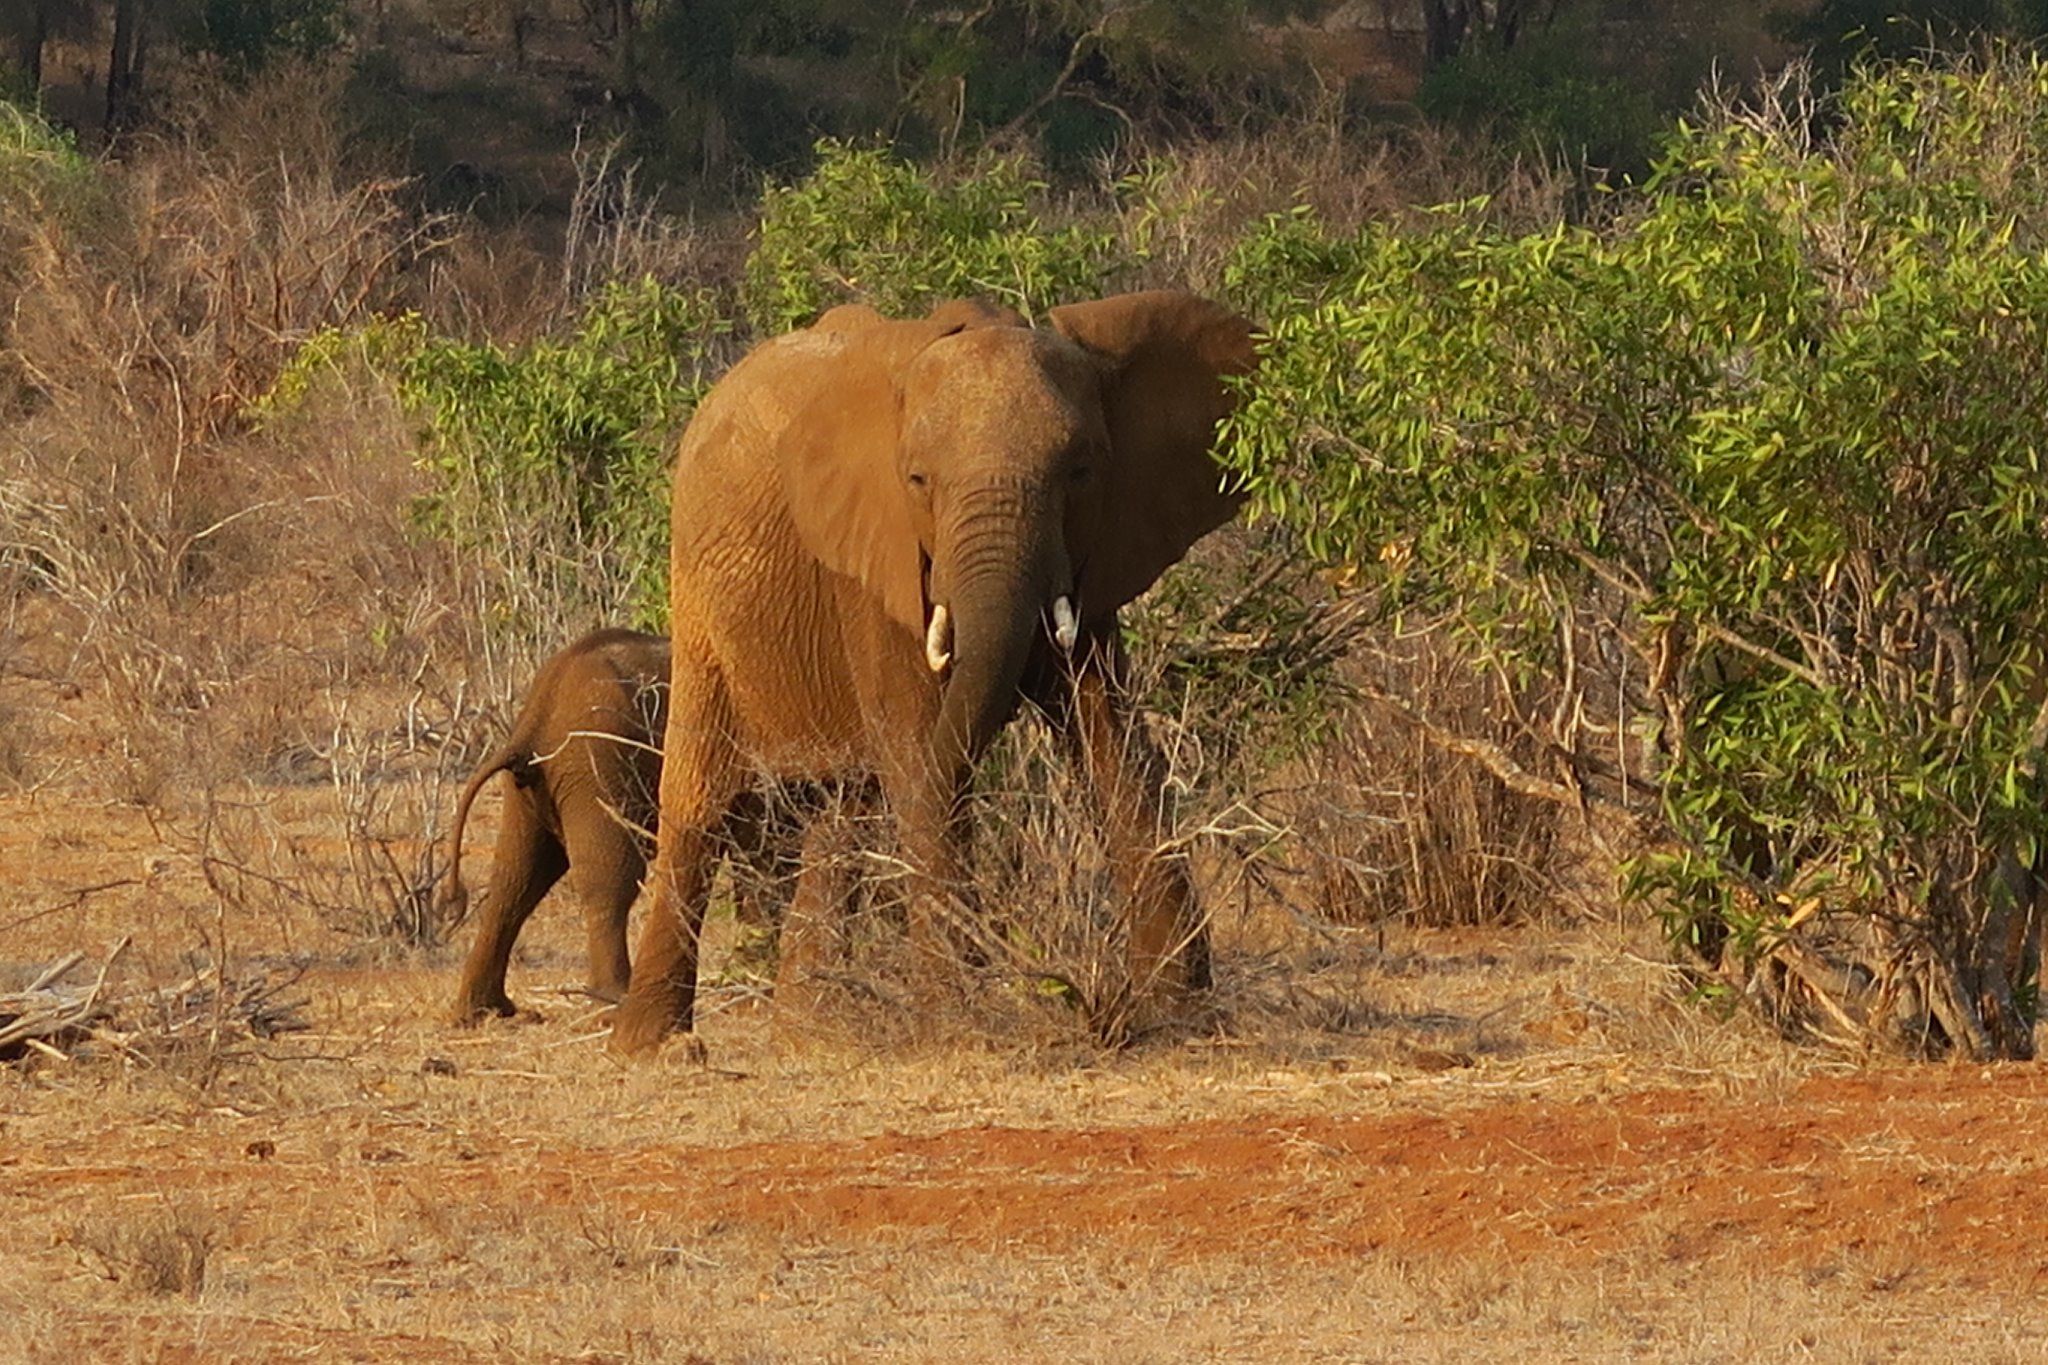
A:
[608, 291, 1258, 1054]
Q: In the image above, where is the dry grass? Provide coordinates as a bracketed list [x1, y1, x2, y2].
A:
[0, 805, 2034, 1360]
[15, 1214, 2039, 1362]
[1099, 105, 1574, 295]
[64, 1201, 219, 1299]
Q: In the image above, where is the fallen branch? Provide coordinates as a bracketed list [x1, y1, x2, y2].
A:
[0, 938, 130, 1054]
[1, 943, 309, 1064]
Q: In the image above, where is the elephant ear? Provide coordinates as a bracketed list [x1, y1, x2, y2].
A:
[782, 302, 1021, 634]
[1048, 290, 1259, 616]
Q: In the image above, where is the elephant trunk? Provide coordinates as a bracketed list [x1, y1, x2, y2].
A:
[927, 504, 1072, 785]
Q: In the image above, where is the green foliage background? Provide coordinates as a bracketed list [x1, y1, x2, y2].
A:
[1227, 54, 2048, 1027]
[185, 0, 347, 77]
[0, 98, 98, 227]
[265, 279, 729, 629]
[743, 142, 1123, 332]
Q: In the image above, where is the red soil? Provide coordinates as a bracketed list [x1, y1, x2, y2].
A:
[18, 1065, 2048, 1288]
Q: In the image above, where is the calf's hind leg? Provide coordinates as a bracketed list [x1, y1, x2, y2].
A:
[451, 793, 568, 1021]
[559, 800, 650, 1003]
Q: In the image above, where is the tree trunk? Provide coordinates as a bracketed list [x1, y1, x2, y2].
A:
[1423, 0, 1472, 66]
[612, 0, 636, 92]
[104, 0, 142, 137]
[14, 0, 47, 91]
[128, 0, 148, 104]
[1751, 879, 2039, 1061]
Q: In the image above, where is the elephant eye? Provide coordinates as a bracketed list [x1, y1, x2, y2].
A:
[907, 472, 929, 488]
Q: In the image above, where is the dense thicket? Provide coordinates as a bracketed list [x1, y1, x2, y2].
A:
[1230, 54, 2048, 1059]
[9, 0, 2014, 194]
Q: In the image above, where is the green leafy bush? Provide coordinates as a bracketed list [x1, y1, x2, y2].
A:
[1778, 0, 2048, 87]
[743, 140, 1123, 333]
[0, 98, 98, 229]
[1228, 54, 2048, 1058]
[266, 278, 729, 629]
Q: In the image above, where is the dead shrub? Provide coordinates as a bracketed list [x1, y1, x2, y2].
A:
[0, 596, 30, 789]
[17, 395, 478, 800]
[1113, 525, 1571, 934]
[1271, 630, 1574, 929]
[419, 225, 558, 346]
[0, 65, 460, 803]
[1119, 524, 1579, 932]
[4, 165, 485, 794]
[768, 672, 1271, 1050]
[559, 132, 743, 308]
[0, 697, 28, 790]
[1, 72, 443, 609]
[176, 692, 466, 950]
[1101, 108, 1573, 294]
[68, 1202, 219, 1297]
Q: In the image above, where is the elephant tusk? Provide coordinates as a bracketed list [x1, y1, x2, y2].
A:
[925, 604, 953, 672]
[1052, 595, 1078, 652]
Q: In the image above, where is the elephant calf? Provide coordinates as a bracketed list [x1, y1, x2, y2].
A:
[441, 628, 805, 1021]
[441, 628, 672, 1021]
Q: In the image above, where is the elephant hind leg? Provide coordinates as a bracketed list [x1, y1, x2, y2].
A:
[774, 796, 870, 1021]
[561, 805, 649, 1004]
[451, 793, 568, 1022]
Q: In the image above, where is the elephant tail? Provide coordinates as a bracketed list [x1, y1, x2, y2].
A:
[437, 742, 521, 927]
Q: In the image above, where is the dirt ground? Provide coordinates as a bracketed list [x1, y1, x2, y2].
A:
[5, 783, 2048, 1362]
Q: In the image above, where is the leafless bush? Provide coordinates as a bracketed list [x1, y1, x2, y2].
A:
[767, 666, 1276, 1050]
[2, 941, 310, 1073]
[0, 64, 477, 810]
[1120, 522, 1582, 932]
[1100, 109, 1573, 294]
[169, 682, 470, 952]
[1, 73, 443, 611]
[68, 1202, 219, 1297]
[0, 699, 27, 790]
[560, 132, 738, 306]
[0, 597, 28, 787]
[419, 226, 559, 345]
[1270, 629, 1573, 928]
[303, 695, 464, 945]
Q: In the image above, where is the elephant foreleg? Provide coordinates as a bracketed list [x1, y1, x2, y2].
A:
[612, 828, 717, 1054]
[868, 656, 979, 980]
[890, 762, 982, 979]
[609, 661, 739, 1056]
[1064, 652, 1210, 1013]
[774, 801, 868, 1018]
